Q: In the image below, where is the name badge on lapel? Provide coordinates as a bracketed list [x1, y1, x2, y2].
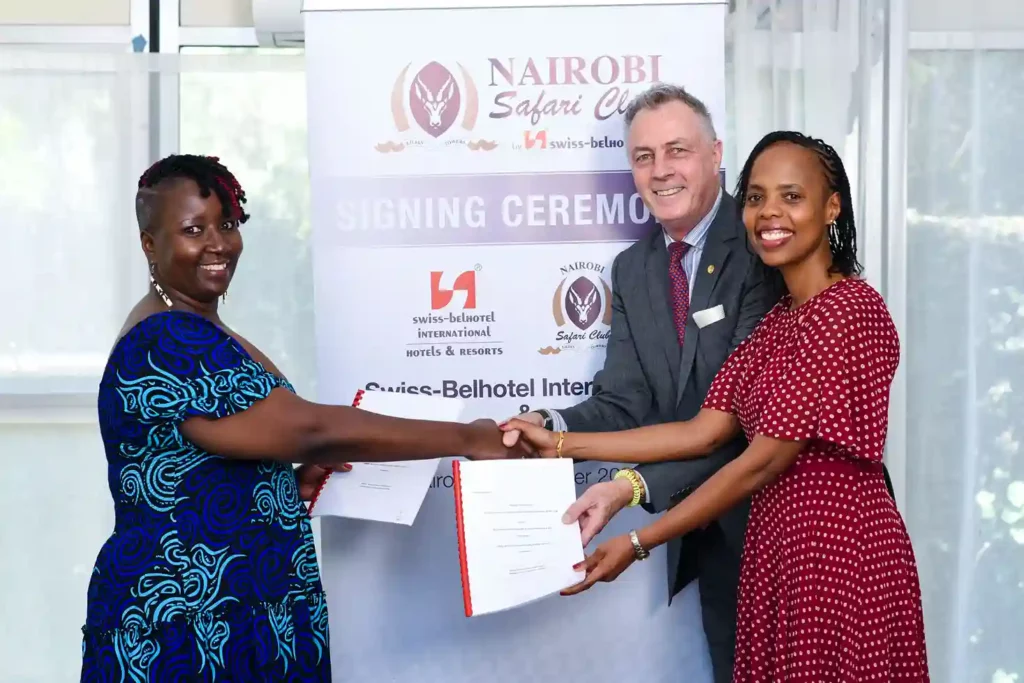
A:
[693, 304, 726, 329]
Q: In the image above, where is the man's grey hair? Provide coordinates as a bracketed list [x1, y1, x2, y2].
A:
[623, 83, 717, 141]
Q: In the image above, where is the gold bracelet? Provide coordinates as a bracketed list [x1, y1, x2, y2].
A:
[614, 468, 644, 507]
[555, 431, 565, 458]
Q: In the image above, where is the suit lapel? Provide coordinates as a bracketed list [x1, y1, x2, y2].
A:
[676, 195, 741, 405]
[645, 233, 681, 393]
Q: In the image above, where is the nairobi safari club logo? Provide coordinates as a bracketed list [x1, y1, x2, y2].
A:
[539, 261, 613, 356]
[376, 61, 496, 154]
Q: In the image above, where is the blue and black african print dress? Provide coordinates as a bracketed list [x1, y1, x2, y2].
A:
[80, 310, 331, 682]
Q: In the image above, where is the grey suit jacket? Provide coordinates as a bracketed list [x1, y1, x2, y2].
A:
[558, 191, 785, 600]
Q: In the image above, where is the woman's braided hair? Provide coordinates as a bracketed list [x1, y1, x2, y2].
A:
[136, 154, 250, 228]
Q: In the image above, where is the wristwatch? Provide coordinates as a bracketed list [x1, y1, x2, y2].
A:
[532, 408, 554, 430]
[628, 530, 650, 561]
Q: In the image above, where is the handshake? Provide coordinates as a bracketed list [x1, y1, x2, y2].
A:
[465, 411, 563, 461]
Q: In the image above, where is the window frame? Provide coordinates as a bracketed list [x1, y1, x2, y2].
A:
[882, 0, 909, 508]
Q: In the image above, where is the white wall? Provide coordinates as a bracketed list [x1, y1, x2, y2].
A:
[181, 0, 253, 27]
[0, 0, 127, 25]
[0, 0, 254, 27]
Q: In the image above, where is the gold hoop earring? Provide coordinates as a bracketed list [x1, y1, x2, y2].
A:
[149, 263, 173, 308]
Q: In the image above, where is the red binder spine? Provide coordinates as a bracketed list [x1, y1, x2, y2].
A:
[452, 460, 473, 617]
[307, 389, 365, 516]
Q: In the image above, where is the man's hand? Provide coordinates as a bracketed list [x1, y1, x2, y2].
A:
[500, 411, 544, 448]
[499, 417, 559, 457]
[563, 478, 635, 546]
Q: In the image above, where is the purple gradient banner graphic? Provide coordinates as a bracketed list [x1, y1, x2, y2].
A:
[319, 171, 659, 246]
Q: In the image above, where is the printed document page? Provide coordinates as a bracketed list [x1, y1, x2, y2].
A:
[455, 459, 585, 616]
[310, 390, 466, 525]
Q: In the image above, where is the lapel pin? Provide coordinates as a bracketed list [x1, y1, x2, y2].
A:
[707, 264, 715, 274]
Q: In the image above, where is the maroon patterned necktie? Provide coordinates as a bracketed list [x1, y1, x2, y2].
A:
[668, 240, 691, 346]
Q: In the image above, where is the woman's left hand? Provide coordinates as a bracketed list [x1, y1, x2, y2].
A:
[560, 533, 636, 596]
[296, 463, 350, 501]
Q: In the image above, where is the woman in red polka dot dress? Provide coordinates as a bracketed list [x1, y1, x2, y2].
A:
[503, 131, 930, 681]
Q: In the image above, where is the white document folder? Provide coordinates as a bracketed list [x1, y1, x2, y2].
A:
[453, 458, 586, 616]
[308, 388, 466, 525]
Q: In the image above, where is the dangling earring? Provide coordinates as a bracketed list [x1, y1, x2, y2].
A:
[221, 291, 228, 304]
[149, 262, 173, 308]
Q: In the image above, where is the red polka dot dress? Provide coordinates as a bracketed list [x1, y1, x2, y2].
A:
[702, 278, 929, 682]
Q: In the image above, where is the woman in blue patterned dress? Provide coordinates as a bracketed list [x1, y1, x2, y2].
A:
[80, 154, 514, 682]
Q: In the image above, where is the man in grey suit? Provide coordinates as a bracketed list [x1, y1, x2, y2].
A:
[502, 84, 784, 683]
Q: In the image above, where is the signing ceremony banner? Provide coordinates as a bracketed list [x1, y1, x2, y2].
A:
[304, 2, 726, 681]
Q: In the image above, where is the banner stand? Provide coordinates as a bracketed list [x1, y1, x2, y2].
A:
[305, 2, 726, 680]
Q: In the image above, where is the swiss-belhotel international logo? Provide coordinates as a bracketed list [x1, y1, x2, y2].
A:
[376, 61, 497, 153]
[406, 265, 503, 359]
[539, 260, 613, 355]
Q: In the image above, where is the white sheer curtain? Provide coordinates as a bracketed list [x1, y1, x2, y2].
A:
[725, 0, 892, 291]
[903, 30, 1024, 683]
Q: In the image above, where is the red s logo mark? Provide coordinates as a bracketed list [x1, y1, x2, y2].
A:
[430, 271, 477, 309]
[523, 130, 548, 149]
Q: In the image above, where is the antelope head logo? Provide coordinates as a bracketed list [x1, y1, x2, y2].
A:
[564, 277, 602, 330]
[414, 75, 455, 130]
[569, 285, 597, 325]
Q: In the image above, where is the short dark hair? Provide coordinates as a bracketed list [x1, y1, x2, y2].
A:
[135, 154, 249, 232]
[734, 130, 862, 277]
[623, 83, 717, 141]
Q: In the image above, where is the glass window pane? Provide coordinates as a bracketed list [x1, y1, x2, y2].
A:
[905, 48, 1024, 683]
[0, 50, 147, 393]
[178, 47, 316, 395]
